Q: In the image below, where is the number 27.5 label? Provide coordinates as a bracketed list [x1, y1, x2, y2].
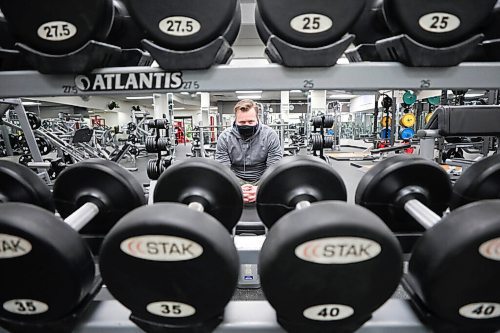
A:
[37, 21, 77, 41]
[159, 16, 201, 37]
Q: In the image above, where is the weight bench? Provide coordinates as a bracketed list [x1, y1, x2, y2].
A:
[417, 105, 500, 160]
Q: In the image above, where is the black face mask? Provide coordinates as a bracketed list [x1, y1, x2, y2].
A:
[236, 123, 258, 139]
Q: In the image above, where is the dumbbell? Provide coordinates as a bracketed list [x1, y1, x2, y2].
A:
[0, 160, 54, 211]
[356, 155, 500, 332]
[123, 0, 241, 51]
[0, 159, 145, 325]
[99, 158, 242, 331]
[255, 0, 366, 48]
[0, 0, 142, 55]
[256, 156, 403, 333]
[382, 0, 497, 47]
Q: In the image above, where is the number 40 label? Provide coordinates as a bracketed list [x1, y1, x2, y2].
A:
[459, 303, 500, 319]
[303, 304, 354, 321]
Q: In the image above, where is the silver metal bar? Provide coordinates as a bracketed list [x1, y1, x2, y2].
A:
[404, 199, 441, 229]
[0, 124, 13, 156]
[188, 202, 205, 213]
[65, 202, 100, 231]
[296, 201, 311, 210]
[28, 161, 51, 168]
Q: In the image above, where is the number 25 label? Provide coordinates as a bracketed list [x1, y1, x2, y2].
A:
[419, 13, 461, 33]
[290, 14, 333, 34]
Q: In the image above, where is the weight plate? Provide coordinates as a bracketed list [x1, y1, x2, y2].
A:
[381, 95, 393, 109]
[256, 0, 365, 48]
[27, 112, 41, 130]
[379, 128, 391, 139]
[99, 203, 239, 325]
[380, 115, 392, 127]
[399, 128, 415, 140]
[427, 96, 441, 106]
[53, 159, 146, 234]
[0, 0, 114, 54]
[450, 154, 500, 209]
[124, 0, 240, 50]
[0, 160, 54, 211]
[399, 113, 416, 127]
[355, 155, 452, 232]
[0, 203, 94, 322]
[323, 114, 334, 128]
[154, 158, 243, 231]
[403, 91, 417, 105]
[383, 0, 496, 47]
[406, 200, 500, 326]
[425, 112, 434, 124]
[257, 156, 347, 228]
[260, 201, 402, 332]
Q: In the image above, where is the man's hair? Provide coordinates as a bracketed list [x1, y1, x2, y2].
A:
[234, 99, 259, 116]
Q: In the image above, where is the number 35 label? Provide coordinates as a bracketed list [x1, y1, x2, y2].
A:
[147, 301, 196, 318]
[37, 21, 77, 41]
[290, 14, 333, 34]
[303, 304, 354, 321]
[3, 299, 49, 315]
[419, 13, 461, 33]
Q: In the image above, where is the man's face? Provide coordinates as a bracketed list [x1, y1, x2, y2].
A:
[235, 108, 258, 126]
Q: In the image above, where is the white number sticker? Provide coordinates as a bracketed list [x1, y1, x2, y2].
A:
[159, 16, 201, 37]
[290, 14, 333, 34]
[303, 304, 354, 321]
[147, 301, 196, 318]
[3, 299, 49, 315]
[37, 21, 77, 41]
[418, 13, 461, 33]
[459, 303, 500, 319]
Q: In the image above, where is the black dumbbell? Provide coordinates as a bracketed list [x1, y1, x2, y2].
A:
[356, 155, 500, 332]
[382, 0, 497, 47]
[0, 0, 142, 55]
[257, 156, 403, 333]
[99, 158, 242, 331]
[0, 159, 145, 327]
[123, 0, 241, 51]
[255, 0, 366, 48]
[0, 160, 54, 211]
[450, 153, 500, 209]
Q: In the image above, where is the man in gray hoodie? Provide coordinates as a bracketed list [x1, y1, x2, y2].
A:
[216, 99, 283, 203]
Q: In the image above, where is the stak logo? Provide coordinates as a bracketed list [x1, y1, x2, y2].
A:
[295, 237, 382, 264]
[0, 234, 32, 258]
[75, 72, 183, 92]
[120, 235, 203, 262]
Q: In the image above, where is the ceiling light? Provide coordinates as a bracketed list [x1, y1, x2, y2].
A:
[465, 93, 485, 98]
[237, 95, 262, 100]
[174, 107, 185, 110]
[180, 92, 190, 95]
[329, 94, 357, 99]
[235, 90, 263, 94]
[126, 96, 154, 100]
[290, 90, 303, 93]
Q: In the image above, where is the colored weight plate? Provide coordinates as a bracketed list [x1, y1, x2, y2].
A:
[380, 115, 392, 127]
[405, 200, 500, 328]
[53, 159, 146, 234]
[0, 203, 94, 322]
[399, 128, 415, 140]
[259, 201, 403, 332]
[355, 155, 452, 232]
[124, 0, 240, 51]
[425, 112, 434, 124]
[255, 0, 366, 48]
[99, 203, 239, 328]
[427, 96, 441, 106]
[383, 0, 496, 47]
[399, 113, 416, 127]
[403, 91, 417, 105]
[0, 0, 114, 54]
[256, 156, 347, 228]
[154, 158, 243, 232]
[449, 154, 500, 210]
[0, 160, 54, 211]
[379, 128, 391, 139]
